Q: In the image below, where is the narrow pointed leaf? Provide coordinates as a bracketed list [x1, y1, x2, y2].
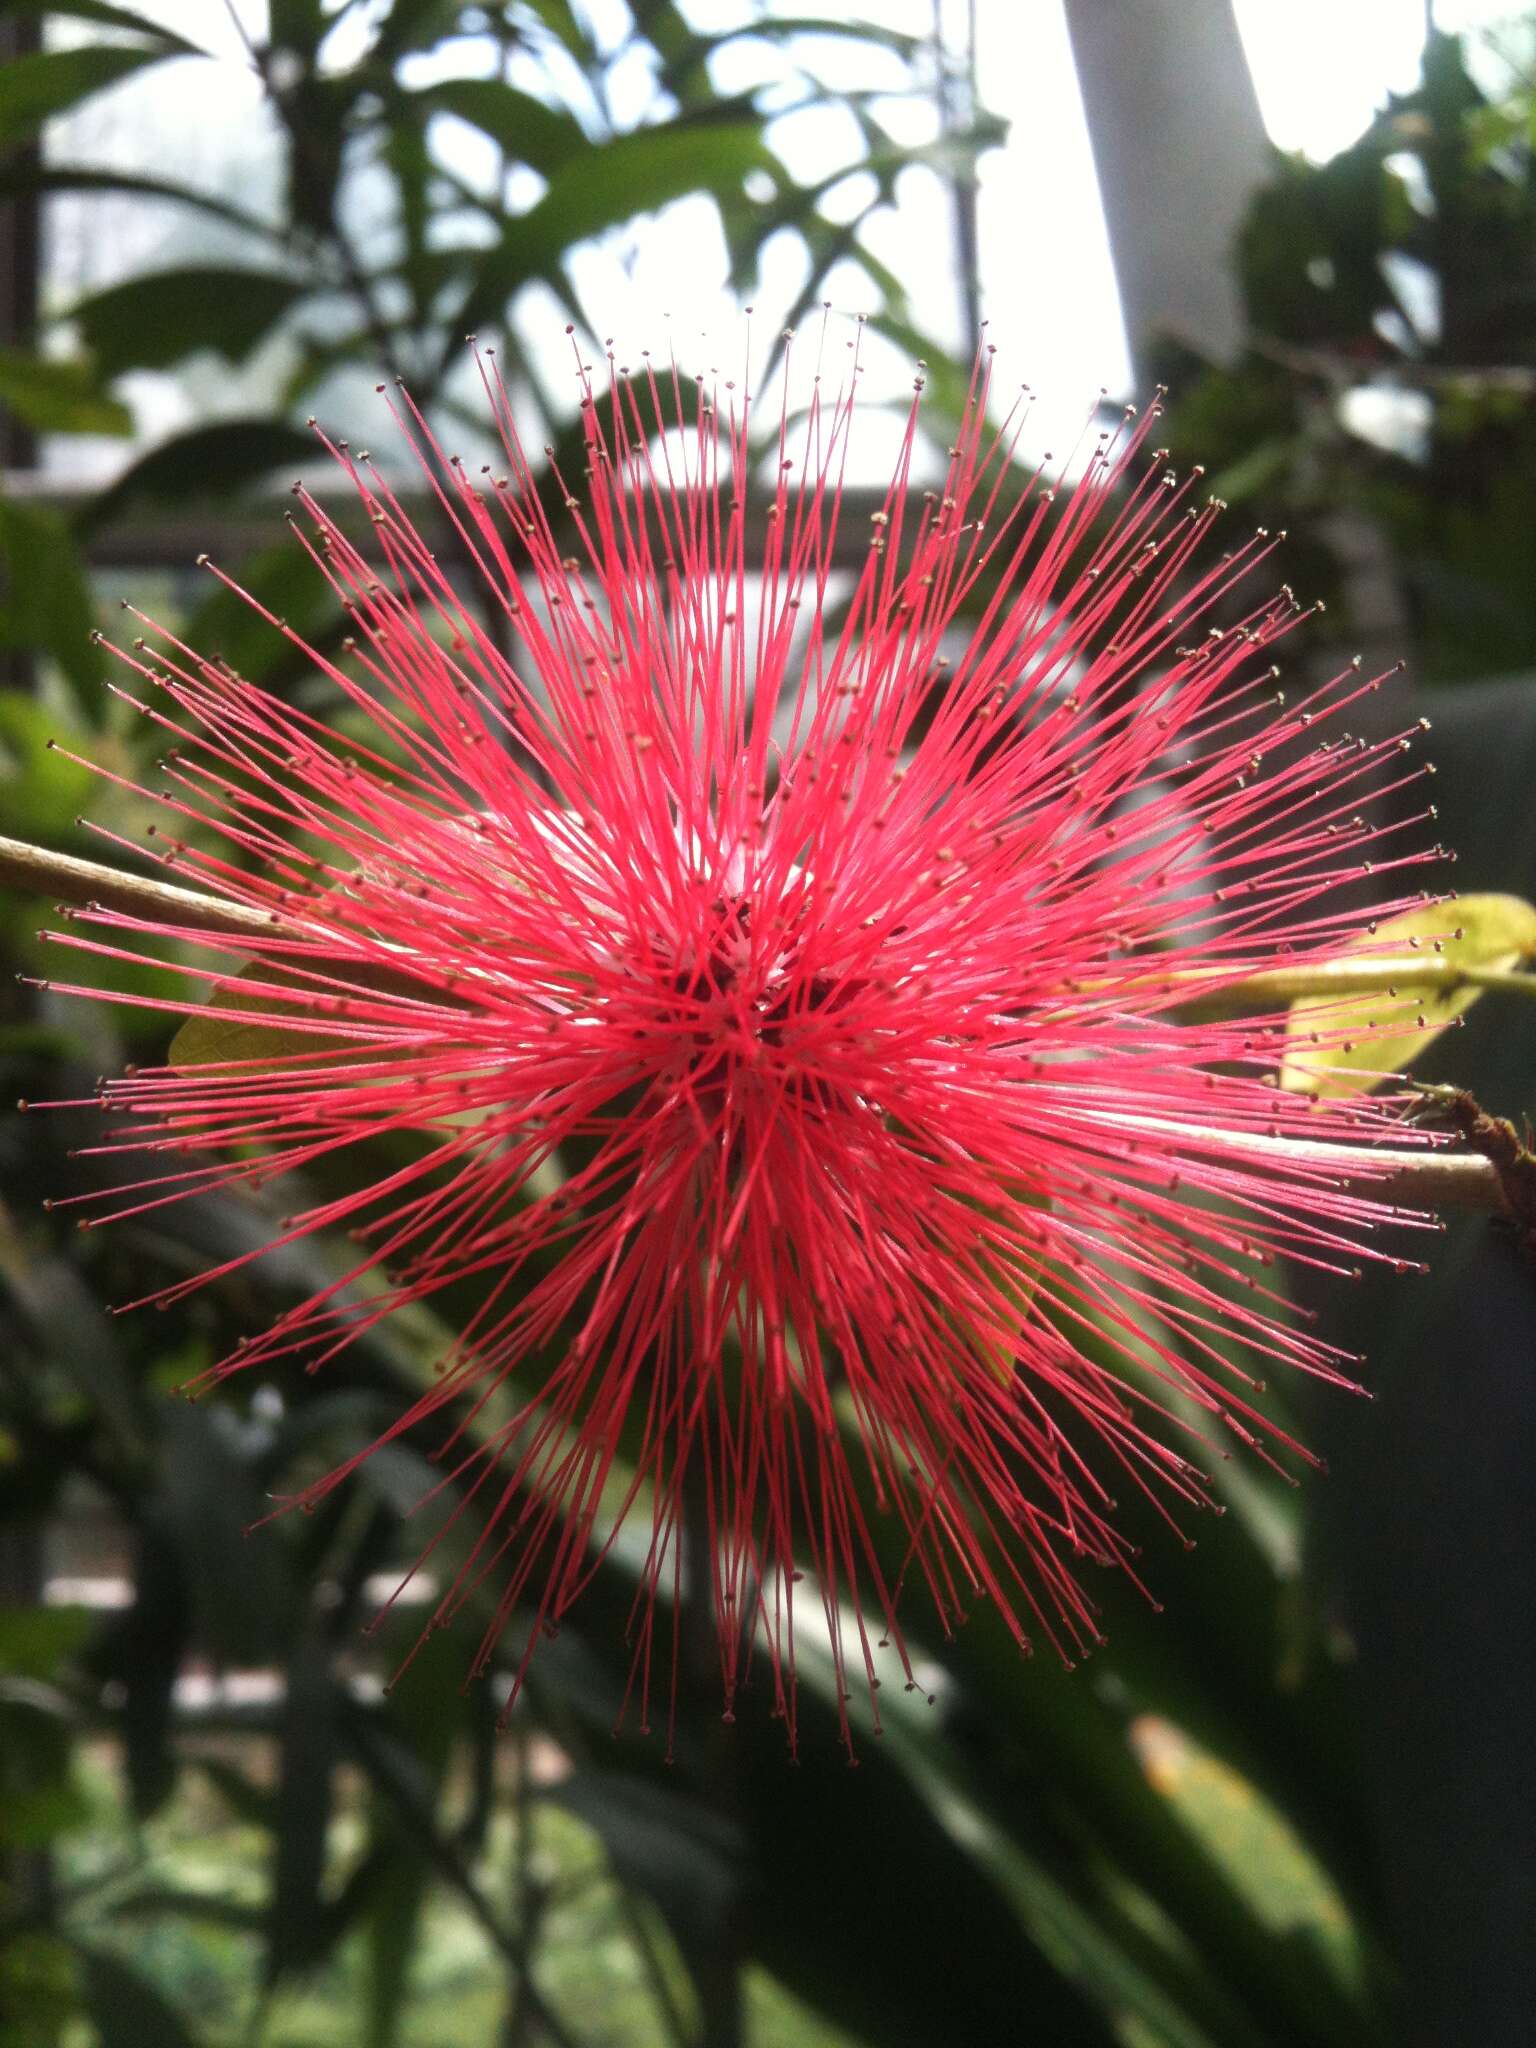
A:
[412, 77, 587, 173]
[69, 267, 305, 379]
[0, 44, 180, 149]
[79, 419, 319, 533]
[0, 2, 205, 53]
[0, 163, 283, 243]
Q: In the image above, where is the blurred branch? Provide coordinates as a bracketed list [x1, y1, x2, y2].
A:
[612, 1886, 693, 2048]
[1246, 332, 1536, 396]
[0, 478, 893, 569]
[347, 1705, 588, 2048]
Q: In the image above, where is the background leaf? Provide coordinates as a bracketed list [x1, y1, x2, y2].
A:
[0, 500, 102, 713]
[411, 77, 588, 173]
[72, 1946, 203, 2048]
[68, 268, 306, 380]
[1283, 892, 1536, 1095]
[0, 44, 184, 150]
[79, 419, 319, 532]
[0, 3, 205, 53]
[0, 348, 130, 436]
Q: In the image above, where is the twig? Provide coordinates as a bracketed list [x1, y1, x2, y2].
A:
[0, 833, 448, 1006]
[1106, 1112, 1509, 1214]
[1247, 328, 1536, 397]
[0, 831, 278, 941]
[346, 1707, 587, 2048]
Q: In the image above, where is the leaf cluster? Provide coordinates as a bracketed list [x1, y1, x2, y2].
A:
[1154, 25, 1536, 682]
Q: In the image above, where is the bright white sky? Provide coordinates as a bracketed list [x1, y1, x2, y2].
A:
[45, 0, 1529, 476]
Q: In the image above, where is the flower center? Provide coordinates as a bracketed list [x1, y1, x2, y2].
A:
[634, 894, 870, 1124]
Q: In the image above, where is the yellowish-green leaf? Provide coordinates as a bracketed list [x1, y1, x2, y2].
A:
[1281, 892, 1536, 1097]
[1129, 1715, 1361, 1975]
[168, 965, 352, 1071]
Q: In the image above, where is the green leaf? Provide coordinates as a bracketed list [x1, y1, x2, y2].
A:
[79, 418, 319, 533]
[368, 0, 462, 63]
[72, 1945, 202, 2048]
[0, 346, 130, 436]
[920, 1174, 1051, 1387]
[0, 691, 96, 846]
[0, 44, 180, 151]
[167, 975, 340, 1072]
[1127, 1717, 1361, 1978]
[160, 1405, 288, 1667]
[0, 500, 103, 713]
[1238, 145, 1404, 352]
[280, 322, 385, 408]
[550, 1772, 744, 1997]
[0, 163, 283, 243]
[0, 2, 205, 53]
[413, 77, 588, 174]
[0, 1606, 93, 1681]
[166, 924, 404, 1070]
[1205, 435, 1294, 506]
[517, 0, 592, 63]
[964, 1201, 1049, 1385]
[0, 1932, 77, 2047]
[68, 266, 306, 379]
[0, 1685, 88, 1848]
[0, 1219, 151, 1452]
[865, 1712, 1241, 2048]
[452, 118, 774, 342]
[165, 865, 438, 1076]
[1281, 892, 1536, 1096]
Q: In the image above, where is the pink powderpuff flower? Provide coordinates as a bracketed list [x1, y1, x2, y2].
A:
[36, 334, 1445, 1755]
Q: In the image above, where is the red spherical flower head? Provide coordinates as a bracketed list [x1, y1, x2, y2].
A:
[39, 333, 1444, 1755]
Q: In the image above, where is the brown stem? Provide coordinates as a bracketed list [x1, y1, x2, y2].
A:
[1111, 1113, 1509, 1214]
[0, 831, 279, 942]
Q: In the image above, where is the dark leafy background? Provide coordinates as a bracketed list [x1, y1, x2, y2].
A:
[0, 5, 1532, 2045]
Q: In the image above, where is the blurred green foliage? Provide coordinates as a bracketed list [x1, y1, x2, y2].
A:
[1, 7, 1534, 2048]
[1157, 25, 1536, 684]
